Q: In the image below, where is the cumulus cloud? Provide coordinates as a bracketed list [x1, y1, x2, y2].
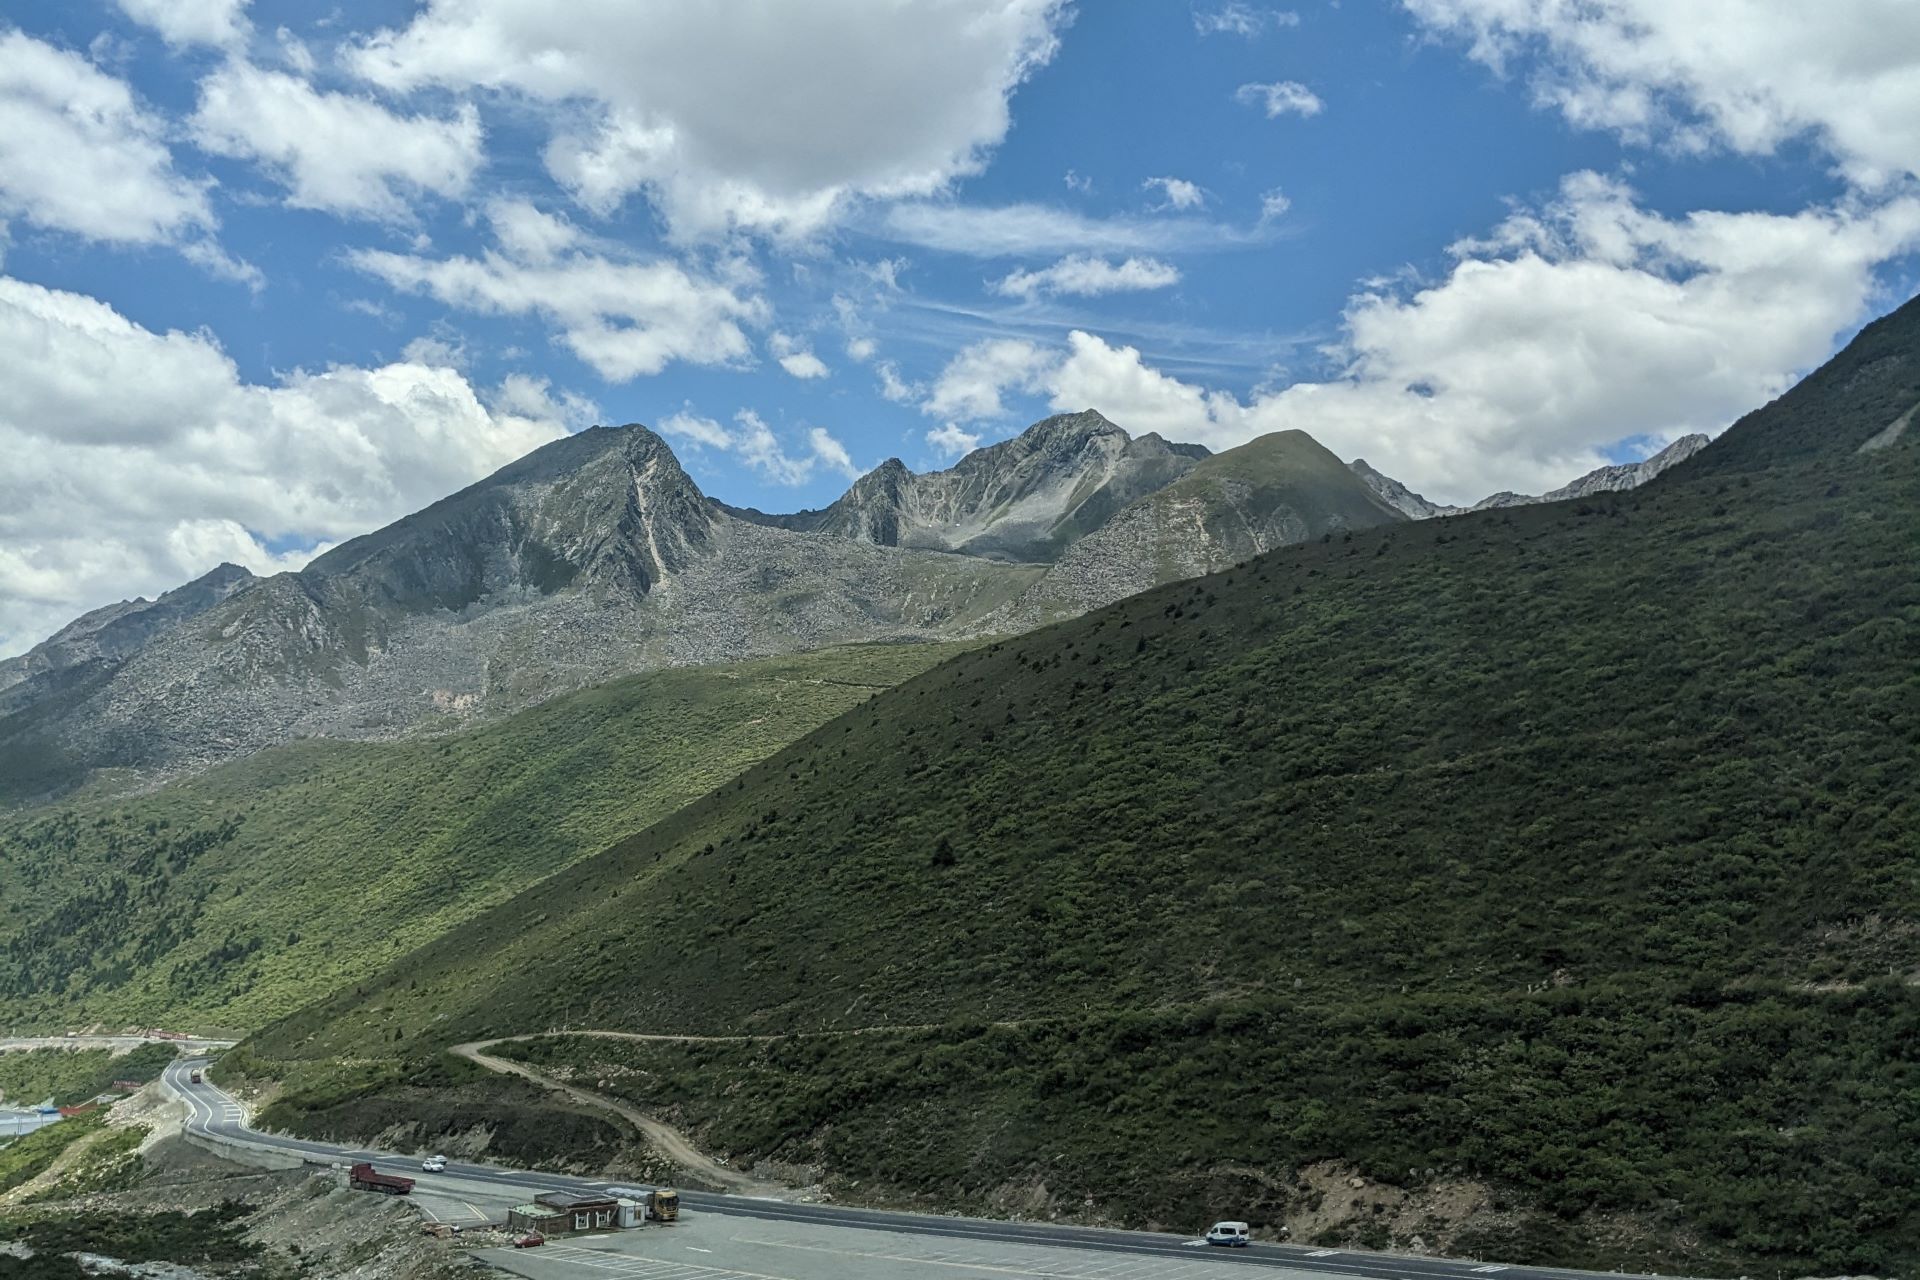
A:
[921, 175, 1920, 501]
[658, 408, 858, 484]
[1258, 187, 1292, 221]
[1194, 3, 1300, 37]
[1407, 0, 1920, 187]
[350, 200, 768, 380]
[926, 422, 983, 459]
[1235, 80, 1323, 118]
[991, 254, 1181, 299]
[190, 60, 484, 220]
[1143, 175, 1206, 210]
[348, 0, 1069, 240]
[769, 331, 829, 379]
[117, 0, 250, 48]
[0, 274, 578, 658]
[923, 338, 1054, 421]
[0, 32, 214, 248]
[846, 337, 877, 362]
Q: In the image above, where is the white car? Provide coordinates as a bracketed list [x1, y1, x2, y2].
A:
[1204, 1221, 1251, 1247]
[421, 1155, 447, 1172]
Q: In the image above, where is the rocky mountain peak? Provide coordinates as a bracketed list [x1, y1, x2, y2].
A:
[301, 422, 713, 610]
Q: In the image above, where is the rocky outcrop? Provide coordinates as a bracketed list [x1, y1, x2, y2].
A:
[999, 430, 1406, 622]
[0, 562, 256, 699]
[726, 411, 1211, 561]
[1352, 433, 1713, 520]
[1348, 460, 1461, 520]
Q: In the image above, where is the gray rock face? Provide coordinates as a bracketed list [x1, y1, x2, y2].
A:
[11, 413, 1617, 800]
[1000, 430, 1408, 623]
[1348, 459, 1461, 520]
[0, 562, 256, 700]
[725, 411, 1211, 561]
[1351, 434, 1713, 520]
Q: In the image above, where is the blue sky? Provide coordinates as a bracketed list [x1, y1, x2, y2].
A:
[3, 0, 1919, 654]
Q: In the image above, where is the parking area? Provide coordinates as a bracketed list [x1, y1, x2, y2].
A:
[475, 1213, 1309, 1280]
[412, 1184, 517, 1231]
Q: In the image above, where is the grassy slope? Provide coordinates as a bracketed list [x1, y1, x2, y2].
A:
[247, 298, 1920, 1274]
[0, 1046, 177, 1110]
[0, 1114, 108, 1197]
[0, 642, 972, 1032]
[1153, 429, 1402, 528]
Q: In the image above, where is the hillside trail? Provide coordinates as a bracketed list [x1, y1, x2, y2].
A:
[451, 1021, 1043, 1198]
[450, 1038, 791, 1198]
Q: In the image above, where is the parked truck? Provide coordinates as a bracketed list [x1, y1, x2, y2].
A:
[349, 1163, 415, 1196]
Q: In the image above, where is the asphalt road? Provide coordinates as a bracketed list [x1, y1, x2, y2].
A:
[161, 1057, 1649, 1280]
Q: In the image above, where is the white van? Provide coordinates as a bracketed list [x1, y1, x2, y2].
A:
[1205, 1221, 1251, 1247]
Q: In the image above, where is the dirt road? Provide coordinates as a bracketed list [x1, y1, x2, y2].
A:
[449, 1037, 791, 1197]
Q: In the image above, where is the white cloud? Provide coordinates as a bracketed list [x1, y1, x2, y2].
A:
[0, 274, 577, 658]
[118, 0, 250, 48]
[1064, 168, 1093, 193]
[1194, 4, 1300, 38]
[350, 203, 768, 380]
[770, 331, 830, 379]
[191, 60, 484, 220]
[349, 0, 1070, 240]
[659, 408, 857, 484]
[927, 175, 1920, 503]
[658, 409, 735, 451]
[846, 336, 877, 362]
[883, 201, 1251, 256]
[923, 338, 1053, 421]
[876, 361, 919, 404]
[1406, 0, 1920, 188]
[0, 32, 214, 247]
[486, 198, 580, 262]
[806, 426, 856, 476]
[1235, 80, 1323, 118]
[926, 423, 983, 459]
[490, 371, 600, 429]
[780, 353, 830, 379]
[1258, 187, 1292, 221]
[991, 254, 1182, 299]
[1143, 175, 1206, 210]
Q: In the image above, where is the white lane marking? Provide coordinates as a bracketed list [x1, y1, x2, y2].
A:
[1308, 1250, 1342, 1257]
[1471, 1268, 1508, 1274]
[686, 1247, 712, 1253]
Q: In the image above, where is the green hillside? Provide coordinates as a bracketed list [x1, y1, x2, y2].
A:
[0, 641, 971, 1032]
[256, 297, 1920, 1047]
[253, 297, 1920, 1274]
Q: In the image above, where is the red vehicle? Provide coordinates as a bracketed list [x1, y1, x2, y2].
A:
[513, 1233, 546, 1249]
[189, 1071, 202, 1084]
[348, 1162, 416, 1196]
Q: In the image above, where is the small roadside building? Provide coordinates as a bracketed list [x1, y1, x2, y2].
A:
[507, 1191, 624, 1235]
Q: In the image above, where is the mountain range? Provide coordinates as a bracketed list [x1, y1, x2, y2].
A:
[0, 409, 1708, 803]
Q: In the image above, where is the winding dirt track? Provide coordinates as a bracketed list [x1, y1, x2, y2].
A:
[450, 1035, 792, 1197]
[453, 1022, 1045, 1196]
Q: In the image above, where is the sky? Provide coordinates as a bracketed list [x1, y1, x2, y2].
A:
[4, 0, 1920, 657]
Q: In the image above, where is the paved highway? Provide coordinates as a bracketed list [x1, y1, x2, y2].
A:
[161, 1057, 1643, 1280]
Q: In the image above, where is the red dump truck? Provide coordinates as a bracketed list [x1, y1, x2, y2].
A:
[349, 1163, 415, 1196]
